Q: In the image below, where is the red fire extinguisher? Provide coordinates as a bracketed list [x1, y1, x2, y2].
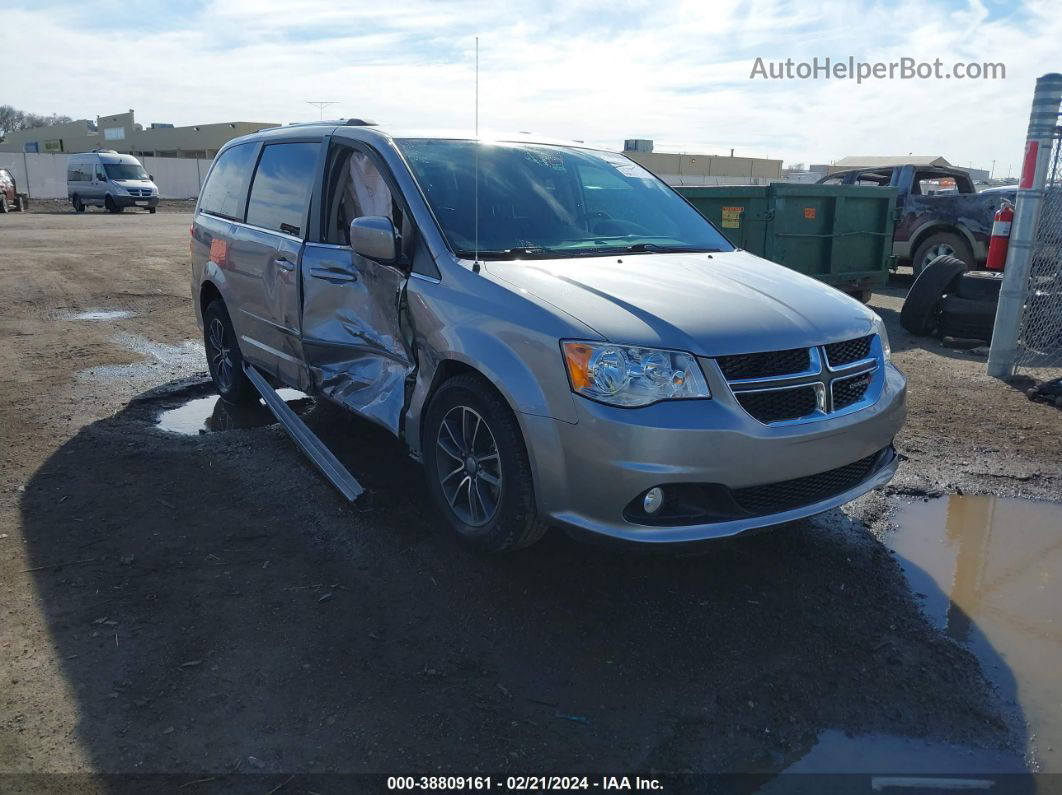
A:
[985, 200, 1014, 271]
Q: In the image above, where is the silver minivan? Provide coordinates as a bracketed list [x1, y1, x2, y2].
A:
[67, 150, 159, 213]
[190, 122, 906, 551]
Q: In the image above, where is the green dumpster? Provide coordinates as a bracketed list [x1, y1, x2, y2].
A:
[677, 183, 898, 296]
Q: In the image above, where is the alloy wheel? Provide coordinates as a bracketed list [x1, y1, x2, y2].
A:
[434, 405, 502, 527]
[207, 317, 235, 393]
[921, 243, 956, 271]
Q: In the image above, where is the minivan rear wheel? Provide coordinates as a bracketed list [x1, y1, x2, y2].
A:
[423, 374, 549, 552]
[72, 195, 85, 213]
[203, 300, 257, 405]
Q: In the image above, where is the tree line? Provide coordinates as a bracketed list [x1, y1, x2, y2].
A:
[0, 106, 75, 140]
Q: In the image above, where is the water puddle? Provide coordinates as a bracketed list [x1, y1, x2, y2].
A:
[156, 389, 312, 435]
[886, 495, 1062, 772]
[60, 309, 135, 321]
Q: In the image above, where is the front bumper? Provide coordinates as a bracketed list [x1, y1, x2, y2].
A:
[113, 194, 159, 208]
[520, 362, 906, 543]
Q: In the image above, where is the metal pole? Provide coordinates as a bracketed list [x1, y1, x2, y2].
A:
[22, 151, 31, 199]
[988, 73, 1062, 378]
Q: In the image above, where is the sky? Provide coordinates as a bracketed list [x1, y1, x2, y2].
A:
[1, 0, 1058, 173]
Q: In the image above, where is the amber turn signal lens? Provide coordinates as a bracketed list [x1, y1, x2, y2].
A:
[562, 342, 595, 390]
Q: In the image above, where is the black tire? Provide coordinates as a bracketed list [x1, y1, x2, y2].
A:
[0, 196, 7, 213]
[939, 294, 997, 341]
[72, 195, 85, 213]
[900, 254, 968, 335]
[105, 196, 124, 214]
[423, 374, 549, 552]
[955, 270, 1004, 302]
[912, 231, 974, 276]
[148, 207, 157, 214]
[202, 300, 257, 405]
[14, 195, 26, 211]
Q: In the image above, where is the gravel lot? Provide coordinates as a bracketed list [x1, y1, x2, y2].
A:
[1, 212, 1060, 784]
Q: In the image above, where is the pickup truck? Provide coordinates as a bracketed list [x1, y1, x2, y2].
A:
[818, 164, 1014, 275]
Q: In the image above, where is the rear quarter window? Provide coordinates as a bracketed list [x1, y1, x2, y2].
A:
[199, 142, 258, 220]
[245, 142, 319, 236]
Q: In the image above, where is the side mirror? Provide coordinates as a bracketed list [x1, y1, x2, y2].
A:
[350, 216, 398, 264]
[149, 174, 154, 181]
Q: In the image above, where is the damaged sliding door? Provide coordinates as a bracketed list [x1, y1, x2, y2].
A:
[300, 241, 414, 434]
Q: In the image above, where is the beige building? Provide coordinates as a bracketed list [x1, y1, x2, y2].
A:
[622, 139, 782, 185]
[0, 109, 278, 158]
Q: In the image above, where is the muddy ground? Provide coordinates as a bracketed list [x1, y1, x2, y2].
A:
[1, 213, 1060, 786]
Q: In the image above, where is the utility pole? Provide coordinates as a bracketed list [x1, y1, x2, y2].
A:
[306, 101, 337, 121]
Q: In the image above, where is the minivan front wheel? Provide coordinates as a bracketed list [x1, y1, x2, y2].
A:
[105, 196, 124, 214]
[203, 300, 257, 405]
[423, 374, 549, 552]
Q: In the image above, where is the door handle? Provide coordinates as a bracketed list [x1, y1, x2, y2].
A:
[273, 254, 296, 271]
[309, 267, 357, 284]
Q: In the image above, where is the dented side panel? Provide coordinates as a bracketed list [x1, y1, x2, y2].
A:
[300, 242, 414, 433]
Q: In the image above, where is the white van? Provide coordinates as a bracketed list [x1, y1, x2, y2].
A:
[67, 150, 159, 213]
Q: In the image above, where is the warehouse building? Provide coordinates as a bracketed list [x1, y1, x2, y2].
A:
[621, 139, 782, 185]
[0, 110, 278, 158]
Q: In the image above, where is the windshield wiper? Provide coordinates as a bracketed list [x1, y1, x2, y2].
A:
[453, 247, 558, 260]
[623, 243, 723, 253]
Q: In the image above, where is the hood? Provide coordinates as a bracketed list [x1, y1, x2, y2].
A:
[115, 179, 156, 188]
[485, 250, 875, 357]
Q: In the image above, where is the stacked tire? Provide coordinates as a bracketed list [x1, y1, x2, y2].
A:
[938, 272, 1003, 341]
[900, 255, 1002, 343]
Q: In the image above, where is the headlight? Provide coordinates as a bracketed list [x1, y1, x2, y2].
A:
[871, 315, 891, 361]
[561, 341, 710, 407]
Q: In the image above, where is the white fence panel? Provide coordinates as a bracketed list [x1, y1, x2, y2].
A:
[0, 152, 210, 199]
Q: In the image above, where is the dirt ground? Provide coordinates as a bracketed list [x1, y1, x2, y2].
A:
[1, 212, 1060, 786]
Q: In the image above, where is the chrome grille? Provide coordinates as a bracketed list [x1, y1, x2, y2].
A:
[832, 372, 872, 410]
[716, 347, 809, 380]
[718, 335, 881, 425]
[824, 335, 872, 367]
[736, 386, 818, 423]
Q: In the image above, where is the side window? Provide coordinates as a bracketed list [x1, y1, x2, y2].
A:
[323, 144, 429, 273]
[327, 148, 395, 244]
[96, 165, 107, 181]
[199, 142, 258, 221]
[246, 142, 319, 236]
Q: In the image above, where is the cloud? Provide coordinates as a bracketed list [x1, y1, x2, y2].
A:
[1, 0, 1057, 169]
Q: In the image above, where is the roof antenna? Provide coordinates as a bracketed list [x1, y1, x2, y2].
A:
[473, 36, 481, 274]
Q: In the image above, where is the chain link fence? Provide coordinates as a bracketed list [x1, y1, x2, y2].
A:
[1014, 126, 1062, 374]
[988, 73, 1062, 380]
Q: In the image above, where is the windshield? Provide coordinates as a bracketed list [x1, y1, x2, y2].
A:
[396, 139, 734, 259]
[104, 163, 149, 181]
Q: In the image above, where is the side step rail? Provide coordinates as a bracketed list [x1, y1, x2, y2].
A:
[243, 363, 365, 503]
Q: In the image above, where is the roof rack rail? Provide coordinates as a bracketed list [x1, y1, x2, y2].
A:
[283, 118, 378, 129]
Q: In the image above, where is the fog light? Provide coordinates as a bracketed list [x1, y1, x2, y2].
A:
[643, 487, 664, 514]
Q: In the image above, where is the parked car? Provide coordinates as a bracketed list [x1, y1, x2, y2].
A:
[0, 167, 27, 212]
[190, 123, 906, 551]
[818, 164, 1014, 274]
[67, 150, 159, 213]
